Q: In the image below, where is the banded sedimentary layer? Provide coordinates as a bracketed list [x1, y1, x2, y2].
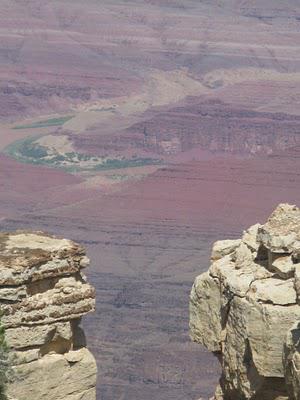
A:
[190, 204, 300, 400]
[0, 231, 97, 400]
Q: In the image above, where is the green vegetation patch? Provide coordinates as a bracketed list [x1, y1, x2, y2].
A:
[13, 115, 74, 130]
[93, 157, 161, 171]
[4, 135, 48, 165]
[4, 135, 162, 172]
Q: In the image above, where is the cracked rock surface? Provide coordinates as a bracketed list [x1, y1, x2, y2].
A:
[190, 204, 300, 400]
[0, 231, 97, 400]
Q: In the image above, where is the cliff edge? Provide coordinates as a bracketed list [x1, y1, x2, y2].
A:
[0, 231, 97, 400]
[190, 204, 300, 400]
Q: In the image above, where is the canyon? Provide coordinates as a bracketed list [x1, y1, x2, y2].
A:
[0, 1, 300, 399]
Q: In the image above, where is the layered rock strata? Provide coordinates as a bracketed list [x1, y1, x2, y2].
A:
[0, 231, 97, 400]
[190, 204, 300, 400]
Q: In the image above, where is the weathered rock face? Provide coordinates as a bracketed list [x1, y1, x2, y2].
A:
[190, 204, 300, 400]
[284, 322, 300, 400]
[0, 231, 97, 400]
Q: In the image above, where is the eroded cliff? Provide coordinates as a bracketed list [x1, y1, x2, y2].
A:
[0, 231, 97, 400]
[190, 204, 300, 400]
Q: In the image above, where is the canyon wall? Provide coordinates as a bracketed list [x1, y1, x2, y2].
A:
[0, 231, 97, 400]
[190, 204, 300, 400]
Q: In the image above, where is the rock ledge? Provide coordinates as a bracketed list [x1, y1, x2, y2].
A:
[0, 231, 97, 400]
[190, 204, 300, 400]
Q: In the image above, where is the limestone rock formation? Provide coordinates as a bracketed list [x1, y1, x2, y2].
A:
[284, 321, 300, 400]
[190, 204, 300, 400]
[0, 231, 97, 400]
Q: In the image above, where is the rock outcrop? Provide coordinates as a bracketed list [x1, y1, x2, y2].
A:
[190, 204, 300, 400]
[284, 321, 300, 400]
[0, 231, 97, 400]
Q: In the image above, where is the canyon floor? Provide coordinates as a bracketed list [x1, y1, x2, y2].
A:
[1, 1, 300, 399]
